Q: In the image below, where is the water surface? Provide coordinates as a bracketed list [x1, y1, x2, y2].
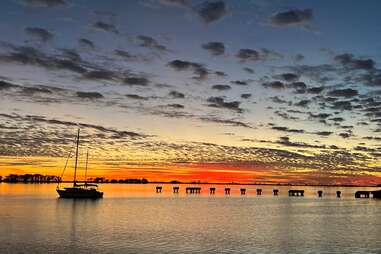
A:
[0, 183, 380, 254]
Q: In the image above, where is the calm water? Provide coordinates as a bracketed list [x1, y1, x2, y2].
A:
[0, 183, 380, 254]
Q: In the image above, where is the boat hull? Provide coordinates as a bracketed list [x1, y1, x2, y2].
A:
[57, 188, 103, 199]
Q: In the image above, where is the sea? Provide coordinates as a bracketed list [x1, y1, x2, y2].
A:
[0, 183, 380, 254]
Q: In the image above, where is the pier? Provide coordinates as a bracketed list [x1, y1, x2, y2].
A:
[240, 188, 246, 195]
[225, 188, 230, 195]
[256, 189, 262, 195]
[273, 189, 279, 196]
[173, 186, 179, 193]
[289, 190, 304, 197]
[355, 191, 370, 198]
[186, 187, 201, 194]
[156, 186, 162, 193]
[210, 187, 216, 194]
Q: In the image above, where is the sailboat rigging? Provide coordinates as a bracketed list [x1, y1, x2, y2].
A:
[56, 128, 103, 199]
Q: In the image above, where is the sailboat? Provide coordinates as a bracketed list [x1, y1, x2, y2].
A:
[56, 129, 103, 199]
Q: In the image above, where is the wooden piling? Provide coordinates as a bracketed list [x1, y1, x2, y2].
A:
[317, 190, 323, 198]
[173, 186, 179, 193]
[210, 187, 216, 194]
[336, 190, 341, 198]
[256, 188, 262, 195]
[156, 186, 162, 193]
[225, 188, 230, 195]
[240, 188, 246, 195]
[273, 189, 279, 196]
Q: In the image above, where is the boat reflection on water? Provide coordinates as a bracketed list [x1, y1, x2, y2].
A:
[56, 129, 103, 199]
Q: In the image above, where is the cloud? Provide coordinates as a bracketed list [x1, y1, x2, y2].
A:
[0, 80, 19, 90]
[327, 88, 358, 97]
[236, 48, 282, 62]
[166, 103, 184, 109]
[24, 27, 53, 42]
[93, 21, 119, 34]
[334, 53, 375, 70]
[230, 80, 250, 86]
[207, 96, 242, 112]
[271, 125, 304, 133]
[125, 94, 148, 100]
[167, 59, 209, 80]
[123, 76, 150, 86]
[294, 99, 311, 107]
[22, 0, 66, 7]
[212, 84, 231, 91]
[201, 42, 225, 56]
[314, 131, 333, 136]
[275, 73, 299, 82]
[241, 93, 251, 99]
[262, 81, 284, 89]
[136, 35, 168, 52]
[169, 90, 185, 98]
[243, 67, 255, 74]
[332, 101, 352, 110]
[76, 91, 104, 99]
[268, 9, 313, 28]
[78, 38, 95, 49]
[307, 86, 325, 94]
[195, 1, 227, 23]
[83, 70, 115, 81]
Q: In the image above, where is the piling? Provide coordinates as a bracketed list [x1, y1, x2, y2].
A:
[240, 188, 246, 195]
[173, 186, 179, 193]
[225, 188, 230, 195]
[156, 186, 162, 193]
[210, 187, 216, 194]
[317, 190, 323, 198]
[256, 188, 262, 195]
[355, 191, 370, 198]
[288, 190, 304, 197]
[336, 191, 341, 198]
[273, 189, 279, 196]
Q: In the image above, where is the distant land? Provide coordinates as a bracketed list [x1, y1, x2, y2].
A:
[1, 174, 380, 187]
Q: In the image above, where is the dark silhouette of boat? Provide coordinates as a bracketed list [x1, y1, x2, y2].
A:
[56, 129, 103, 199]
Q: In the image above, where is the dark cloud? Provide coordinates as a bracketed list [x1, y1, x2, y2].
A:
[339, 132, 352, 139]
[308, 112, 331, 119]
[0, 80, 19, 90]
[199, 116, 252, 128]
[137, 35, 167, 52]
[22, 86, 52, 95]
[276, 136, 326, 149]
[269, 9, 313, 27]
[0, 45, 88, 74]
[207, 96, 242, 112]
[169, 90, 185, 98]
[214, 71, 227, 77]
[271, 126, 304, 133]
[93, 21, 119, 34]
[123, 76, 150, 86]
[230, 80, 250, 86]
[241, 93, 251, 99]
[159, 0, 188, 7]
[287, 81, 307, 91]
[236, 49, 259, 62]
[294, 99, 311, 107]
[243, 67, 255, 74]
[275, 73, 299, 82]
[307, 86, 325, 94]
[126, 94, 148, 100]
[271, 96, 287, 104]
[212, 84, 231, 91]
[332, 101, 352, 110]
[78, 38, 95, 49]
[196, 1, 227, 23]
[22, 0, 66, 7]
[83, 70, 115, 81]
[334, 53, 375, 70]
[167, 59, 209, 80]
[24, 27, 53, 42]
[166, 103, 184, 109]
[314, 131, 333, 136]
[328, 88, 358, 97]
[202, 42, 225, 56]
[262, 81, 284, 89]
[76, 91, 104, 99]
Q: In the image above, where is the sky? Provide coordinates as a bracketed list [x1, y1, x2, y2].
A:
[0, 0, 381, 185]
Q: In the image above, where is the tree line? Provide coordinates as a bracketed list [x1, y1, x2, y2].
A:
[0, 174, 61, 183]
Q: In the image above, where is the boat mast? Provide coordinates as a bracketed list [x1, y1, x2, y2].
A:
[84, 149, 88, 184]
[73, 128, 80, 187]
